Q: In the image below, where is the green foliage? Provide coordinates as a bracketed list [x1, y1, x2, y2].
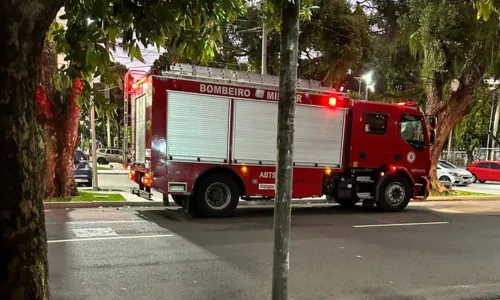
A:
[475, 0, 497, 21]
[400, 0, 500, 88]
[454, 86, 494, 152]
[49, 0, 246, 105]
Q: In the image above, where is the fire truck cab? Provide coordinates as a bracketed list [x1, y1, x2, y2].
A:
[126, 64, 436, 217]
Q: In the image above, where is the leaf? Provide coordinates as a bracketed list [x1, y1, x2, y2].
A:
[409, 32, 420, 57]
[108, 26, 119, 41]
[477, 0, 484, 19]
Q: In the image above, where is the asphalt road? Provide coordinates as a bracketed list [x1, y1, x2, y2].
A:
[47, 201, 500, 300]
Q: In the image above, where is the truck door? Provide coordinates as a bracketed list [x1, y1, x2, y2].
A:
[397, 114, 428, 178]
[351, 112, 391, 168]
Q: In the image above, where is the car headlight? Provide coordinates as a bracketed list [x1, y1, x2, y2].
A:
[450, 172, 460, 177]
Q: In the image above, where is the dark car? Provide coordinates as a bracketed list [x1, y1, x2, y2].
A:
[74, 149, 92, 187]
[467, 161, 500, 183]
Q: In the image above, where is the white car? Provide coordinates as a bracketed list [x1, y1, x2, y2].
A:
[437, 160, 473, 186]
[96, 148, 130, 164]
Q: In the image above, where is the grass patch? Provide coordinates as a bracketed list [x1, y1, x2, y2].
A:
[430, 190, 490, 197]
[97, 166, 112, 170]
[45, 191, 125, 202]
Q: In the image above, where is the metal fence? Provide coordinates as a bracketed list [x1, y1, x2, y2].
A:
[440, 148, 500, 167]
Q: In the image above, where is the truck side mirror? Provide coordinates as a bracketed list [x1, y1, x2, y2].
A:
[430, 129, 436, 145]
[429, 116, 437, 129]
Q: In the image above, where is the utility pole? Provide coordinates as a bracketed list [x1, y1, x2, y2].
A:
[261, 0, 267, 75]
[272, 0, 300, 299]
[491, 94, 500, 160]
[486, 93, 494, 160]
[90, 96, 99, 190]
[105, 84, 112, 147]
[447, 128, 453, 162]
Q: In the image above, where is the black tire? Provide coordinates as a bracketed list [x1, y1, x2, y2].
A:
[479, 180, 486, 183]
[334, 197, 360, 208]
[471, 174, 477, 183]
[195, 173, 240, 218]
[376, 175, 411, 212]
[171, 195, 187, 207]
[439, 176, 451, 182]
[97, 157, 107, 165]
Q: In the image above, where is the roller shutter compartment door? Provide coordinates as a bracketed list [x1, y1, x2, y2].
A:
[294, 105, 346, 167]
[233, 99, 278, 164]
[167, 92, 230, 162]
[135, 95, 146, 163]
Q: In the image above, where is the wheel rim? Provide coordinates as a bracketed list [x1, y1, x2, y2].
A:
[472, 174, 477, 182]
[385, 182, 405, 206]
[205, 182, 231, 210]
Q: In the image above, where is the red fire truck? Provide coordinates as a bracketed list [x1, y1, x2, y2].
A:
[126, 64, 436, 217]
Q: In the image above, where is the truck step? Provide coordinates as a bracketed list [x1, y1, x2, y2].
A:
[356, 176, 375, 183]
[356, 192, 372, 199]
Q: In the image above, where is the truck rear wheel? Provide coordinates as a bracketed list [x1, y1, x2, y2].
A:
[195, 173, 240, 217]
[376, 175, 411, 212]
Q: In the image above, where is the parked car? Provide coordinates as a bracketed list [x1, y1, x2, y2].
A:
[467, 161, 500, 183]
[96, 147, 129, 164]
[437, 160, 474, 185]
[74, 149, 92, 186]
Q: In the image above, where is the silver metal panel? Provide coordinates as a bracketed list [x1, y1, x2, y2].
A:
[135, 95, 146, 163]
[233, 100, 345, 166]
[166, 63, 337, 93]
[167, 92, 230, 162]
[233, 99, 278, 164]
[294, 105, 345, 167]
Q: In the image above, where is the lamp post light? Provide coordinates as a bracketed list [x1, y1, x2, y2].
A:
[486, 78, 500, 160]
[362, 71, 374, 101]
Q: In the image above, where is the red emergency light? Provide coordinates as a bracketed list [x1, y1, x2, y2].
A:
[329, 97, 337, 107]
[125, 70, 147, 95]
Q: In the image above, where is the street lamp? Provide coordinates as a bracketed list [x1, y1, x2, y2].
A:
[354, 71, 375, 100]
[366, 83, 375, 100]
[486, 78, 500, 160]
[362, 71, 374, 101]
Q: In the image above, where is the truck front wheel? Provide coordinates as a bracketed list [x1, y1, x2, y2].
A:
[376, 176, 411, 212]
[195, 173, 240, 217]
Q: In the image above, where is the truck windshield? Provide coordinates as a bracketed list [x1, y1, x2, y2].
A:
[401, 115, 425, 150]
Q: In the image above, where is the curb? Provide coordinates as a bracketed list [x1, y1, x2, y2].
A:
[43, 196, 500, 209]
[43, 201, 164, 209]
[43, 198, 328, 209]
[97, 172, 129, 175]
[421, 196, 500, 202]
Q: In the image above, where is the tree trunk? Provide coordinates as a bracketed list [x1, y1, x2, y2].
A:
[0, 1, 64, 298]
[38, 41, 81, 198]
[426, 45, 485, 192]
[272, 0, 300, 300]
[44, 81, 81, 198]
[466, 149, 474, 167]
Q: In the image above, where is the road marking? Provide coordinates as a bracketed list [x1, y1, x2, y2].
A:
[72, 227, 118, 238]
[353, 221, 449, 228]
[46, 220, 149, 225]
[48, 234, 174, 244]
